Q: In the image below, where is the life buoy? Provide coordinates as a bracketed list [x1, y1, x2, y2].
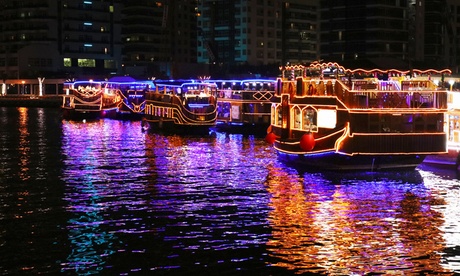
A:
[265, 132, 277, 144]
[300, 133, 315, 151]
[266, 125, 272, 134]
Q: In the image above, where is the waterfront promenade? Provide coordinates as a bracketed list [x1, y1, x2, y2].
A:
[0, 95, 62, 107]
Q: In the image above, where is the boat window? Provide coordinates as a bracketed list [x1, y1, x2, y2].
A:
[317, 109, 336, 129]
[302, 108, 317, 131]
[293, 106, 301, 129]
[276, 105, 282, 126]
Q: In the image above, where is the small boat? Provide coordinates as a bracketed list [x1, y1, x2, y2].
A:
[117, 80, 152, 120]
[208, 79, 275, 134]
[142, 80, 218, 134]
[266, 62, 451, 171]
[62, 80, 122, 120]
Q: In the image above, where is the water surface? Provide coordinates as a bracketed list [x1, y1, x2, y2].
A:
[0, 107, 459, 275]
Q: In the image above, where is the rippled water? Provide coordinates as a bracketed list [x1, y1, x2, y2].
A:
[0, 107, 460, 275]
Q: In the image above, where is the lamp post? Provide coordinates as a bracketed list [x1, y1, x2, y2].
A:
[38, 77, 45, 96]
[449, 80, 455, 91]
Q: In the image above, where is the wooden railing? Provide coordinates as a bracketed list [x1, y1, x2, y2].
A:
[277, 77, 448, 110]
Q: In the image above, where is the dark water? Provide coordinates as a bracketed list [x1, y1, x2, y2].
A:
[1, 107, 460, 275]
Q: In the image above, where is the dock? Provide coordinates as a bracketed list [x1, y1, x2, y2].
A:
[0, 95, 63, 108]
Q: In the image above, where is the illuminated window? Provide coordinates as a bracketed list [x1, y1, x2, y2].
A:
[78, 59, 95, 67]
[293, 106, 301, 129]
[276, 105, 282, 126]
[303, 108, 317, 131]
[317, 109, 336, 129]
[63, 58, 71, 67]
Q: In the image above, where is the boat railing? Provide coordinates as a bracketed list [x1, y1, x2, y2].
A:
[337, 79, 448, 109]
[276, 77, 448, 110]
[218, 89, 274, 101]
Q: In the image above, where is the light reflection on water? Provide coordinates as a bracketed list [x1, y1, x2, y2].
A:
[265, 167, 452, 274]
[0, 107, 459, 275]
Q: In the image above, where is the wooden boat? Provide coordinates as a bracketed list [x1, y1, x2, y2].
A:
[266, 62, 451, 171]
[423, 90, 460, 170]
[142, 80, 218, 134]
[116, 80, 152, 120]
[62, 80, 122, 120]
[208, 79, 275, 134]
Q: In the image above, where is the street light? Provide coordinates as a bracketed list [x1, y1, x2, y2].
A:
[449, 80, 455, 91]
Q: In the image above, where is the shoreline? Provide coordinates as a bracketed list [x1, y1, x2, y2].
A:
[0, 95, 63, 108]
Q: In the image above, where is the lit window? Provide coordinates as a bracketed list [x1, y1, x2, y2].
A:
[63, 58, 71, 67]
[78, 59, 95, 67]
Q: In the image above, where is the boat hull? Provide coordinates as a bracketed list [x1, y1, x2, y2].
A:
[142, 118, 213, 135]
[116, 110, 144, 121]
[277, 151, 426, 171]
[62, 106, 119, 120]
[422, 148, 460, 170]
[213, 121, 270, 135]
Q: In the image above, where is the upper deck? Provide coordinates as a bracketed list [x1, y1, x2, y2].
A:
[276, 63, 451, 111]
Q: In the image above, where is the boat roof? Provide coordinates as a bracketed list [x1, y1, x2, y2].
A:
[108, 76, 137, 82]
[281, 60, 452, 76]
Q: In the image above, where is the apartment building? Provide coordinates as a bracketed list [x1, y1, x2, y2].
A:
[0, 0, 457, 82]
[0, 0, 123, 81]
[319, 0, 454, 70]
[121, 0, 204, 79]
[196, 0, 319, 77]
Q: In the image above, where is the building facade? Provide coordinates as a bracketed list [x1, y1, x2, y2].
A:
[320, 0, 455, 71]
[0, 0, 458, 84]
[0, 0, 123, 81]
[121, 0, 205, 79]
[196, 0, 319, 77]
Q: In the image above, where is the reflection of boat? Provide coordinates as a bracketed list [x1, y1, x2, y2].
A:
[266, 62, 451, 171]
[423, 91, 460, 170]
[208, 79, 275, 134]
[143, 81, 218, 134]
[264, 164, 449, 274]
[62, 80, 122, 120]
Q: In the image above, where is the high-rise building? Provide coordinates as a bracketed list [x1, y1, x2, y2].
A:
[446, 0, 460, 73]
[320, 0, 454, 70]
[121, 0, 205, 79]
[0, 0, 457, 82]
[0, 0, 123, 81]
[197, 0, 319, 77]
[320, 1, 410, 68]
